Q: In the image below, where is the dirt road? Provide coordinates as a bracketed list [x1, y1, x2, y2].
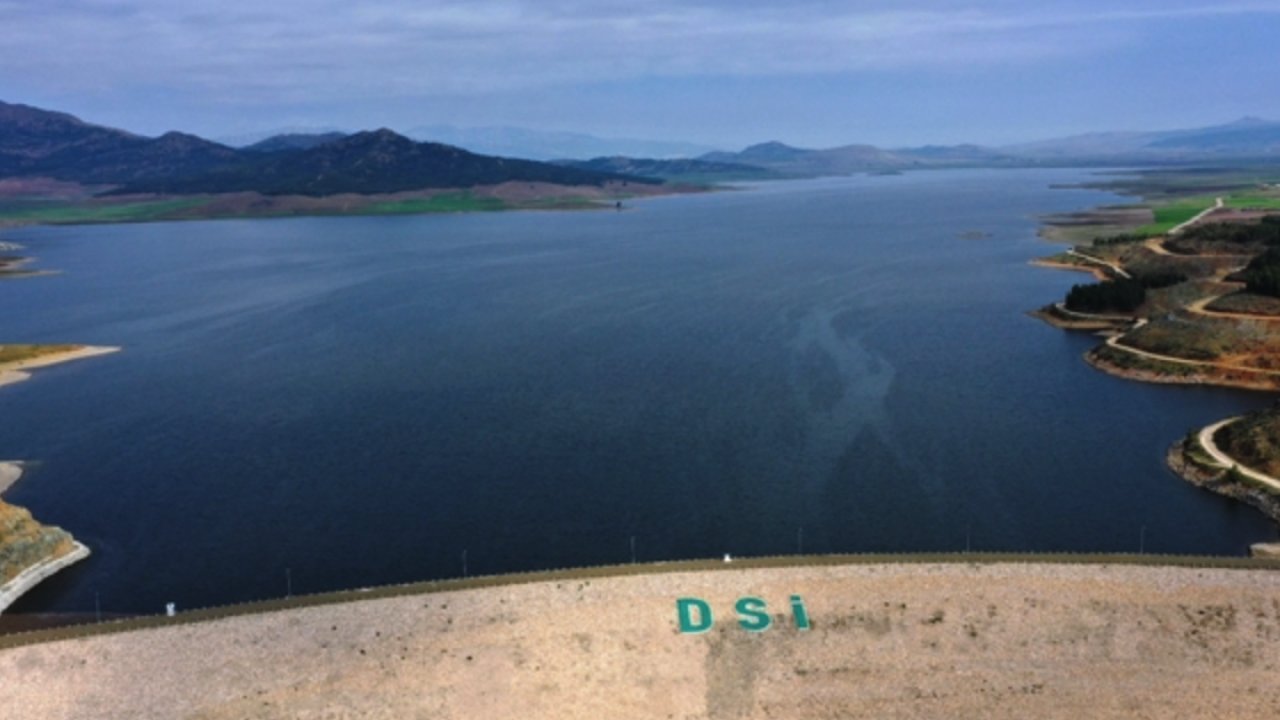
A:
[1168, 197, 1225, 236]
[1198, 418, 1280, 492]
[1106, 326, 1280, 377]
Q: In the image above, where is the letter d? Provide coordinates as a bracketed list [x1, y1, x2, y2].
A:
[677, 597, 713, 634]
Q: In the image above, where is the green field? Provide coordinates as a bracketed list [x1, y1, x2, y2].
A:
[516, 196, 605, 210]
[1224, 193, 1280, 210]
[366, 193, 615, 214]
[0, 189, 621, 227]
[1053, 167, 1280, 242]
[366, 193, 508, 214]
[0, 198, 209, 225]
[1083, 167, 1280, 199]
[1134, 196, 1217, 236]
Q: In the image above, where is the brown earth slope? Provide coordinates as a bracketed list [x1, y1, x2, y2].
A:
[0, 502, 76, 585]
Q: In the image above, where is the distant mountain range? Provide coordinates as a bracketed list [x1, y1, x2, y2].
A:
[680, 119, 1280, 177]
[221, 124, 720, 161]
[552, 156, 781, 182]
[1001, 117, 1280, 160]
[0, 101, 650, 196]
[688, 140, 1026, 177]
[6, 99, 1280, 197]
[119, 129, 656, 196]
[703, 141, 901, 173]
[403, 125, 720, 162]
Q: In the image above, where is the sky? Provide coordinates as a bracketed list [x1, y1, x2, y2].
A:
[3, 0, 1280, 149]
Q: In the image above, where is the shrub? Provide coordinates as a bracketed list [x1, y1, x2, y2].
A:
[1065, 279, 1146, 313]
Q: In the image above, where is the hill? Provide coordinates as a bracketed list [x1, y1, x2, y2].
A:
[699, 121, 1280, 175]
[243, 132, 348, 153]
[0, 102, 242, 184]
[214, 126, 348, 148]
[0, 502, 77, 590]
[114, 129, 656, 196]
[1004, 117, 1280, 160]
[892, 143, 1022, 164]
[37, 131, 242, 185]
[404, 125, 719, 162]
[1147, 119, 1280, 155]
[553, 156, 778, 182]
[0, 100, 143, 178]
[699, 140, 1016, 176]
[1215, 404, 1280, 478]
[0, 462, 88, 614]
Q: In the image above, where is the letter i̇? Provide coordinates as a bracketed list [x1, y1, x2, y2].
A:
[790, 595, 810, 630]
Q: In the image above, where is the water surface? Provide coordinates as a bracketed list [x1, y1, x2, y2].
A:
[2, 169, 1274, 613]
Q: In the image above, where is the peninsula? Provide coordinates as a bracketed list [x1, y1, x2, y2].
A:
[0, 461, 89, 614]
[0, 344, 121, 389]
[0, 256, 116, 612]
[1032, 167, 1280, 531]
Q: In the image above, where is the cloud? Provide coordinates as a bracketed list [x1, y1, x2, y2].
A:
[2, 1, 1278, 105]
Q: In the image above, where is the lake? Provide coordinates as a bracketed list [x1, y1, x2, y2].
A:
[2, 169, 1275, 614]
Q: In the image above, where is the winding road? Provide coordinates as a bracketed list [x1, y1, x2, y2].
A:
[1065, 249, 1131, 279]
[1185, 290, 1280, 322]
[1103, 319, 1280, 378]
[1168, 197, 1225, 236]
[1143, 237, 1174, 256]
[1050, 302, 1134, 323]
[1197, 418, 1280, 492]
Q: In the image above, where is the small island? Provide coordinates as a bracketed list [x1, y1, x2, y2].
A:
[0, 244, 54, 279]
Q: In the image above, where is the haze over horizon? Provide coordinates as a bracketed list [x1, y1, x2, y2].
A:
[3, 1, 1280, 150]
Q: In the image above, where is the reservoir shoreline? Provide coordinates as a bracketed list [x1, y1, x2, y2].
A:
[2, 169, 1274, 618]
[1029, 181, 1280, 534]
[0, 461, 92, 615]
[0, 346, 121, 389]
[1, 258, 117, 611]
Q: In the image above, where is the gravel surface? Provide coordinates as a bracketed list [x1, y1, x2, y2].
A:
[3, 561, 1280, 719]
